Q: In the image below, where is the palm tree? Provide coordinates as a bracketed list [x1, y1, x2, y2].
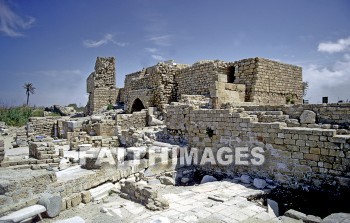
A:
[23, 83, 35, 106]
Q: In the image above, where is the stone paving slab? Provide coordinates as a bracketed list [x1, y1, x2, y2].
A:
[44, 180, 284, 223]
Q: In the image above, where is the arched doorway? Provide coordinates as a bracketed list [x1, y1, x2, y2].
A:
[130, 98, 145, 113]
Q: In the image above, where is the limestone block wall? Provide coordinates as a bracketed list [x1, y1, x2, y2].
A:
[0, 169, 57, 216]
[225, 58, 255, 102]
[123, 62, 186, 112]
[165, 104, 191, 140]
[175, 60, 230, 98]
[87, 88, 117, 114]
[94, 120, 116, 137]
[179, 95, 211, 108]
[121, 57, 302, 112]
[94, 57, 116, 88]
[28, 117, 64, 137]
[86, 57, 117, 115]
[232, 58, 302, 105]
[116, 110, 147, 130]
[213, 82, 246, 107]
[29, 142, 60, 163]
[165, 105, 350, 189]
[238, 103, 350, 127]
[0, 162, 147, 216]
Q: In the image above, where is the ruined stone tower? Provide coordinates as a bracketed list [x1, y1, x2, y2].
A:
[86, 57, 117, 115]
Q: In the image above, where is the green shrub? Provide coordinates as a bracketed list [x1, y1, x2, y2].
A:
[107, 104, 114, 110]
[31, 109, 44, 117]
[0, 106, 32, 126]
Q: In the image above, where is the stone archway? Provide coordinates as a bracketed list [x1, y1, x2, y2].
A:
[130, 98, 145, 113]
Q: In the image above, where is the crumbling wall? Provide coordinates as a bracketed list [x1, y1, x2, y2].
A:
[86, 57, 117, 115]
[28, 117, 66, 137]
[174, 60, 248, 108]
[29, 142, 60, 164]
[120, 180, 169, 211]
[93, 120, 116, 137]
[165, 105, 350, 189]
[123, 62, 187, 112]
[238, 103, 350, 127]
[165, 104, 191, 143]
[116, 110, 147, 130]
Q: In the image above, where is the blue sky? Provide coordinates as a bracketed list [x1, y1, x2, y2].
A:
[0, 0, 349, 106]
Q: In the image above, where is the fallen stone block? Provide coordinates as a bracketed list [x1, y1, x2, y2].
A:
[181, 177, 190, 184]
[146, 196, 169, 211]
[200, 175, 217, 184]
[159, 176, 175, 186]
[89, 182, 115, 201]
[148, 115, 164, 126]
[322, 213, 350, 223]
[284, 209, 306, 221]
[300, 110, 316, 124]
[70, 193, 82, 207]
[38, 193, 62, 218]
[253, 178, 267, 189]
[78, 144, 92, 151]
[279, 216, 302, 223]
[0, 204, 46, 223]
[81, 191, 91, 204]
[267, 199, 279, 217]
[240, 174, 251, 184]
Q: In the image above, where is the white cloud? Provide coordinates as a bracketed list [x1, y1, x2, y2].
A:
[83, 34, 127, 48]
[0, 0, 35, 37]
[318, 37, 350, 54]
[151, 55, 165, 61]
[145, 47, 158, 53]
[303, 54, 350, 103]
[148, 35, 172, 46]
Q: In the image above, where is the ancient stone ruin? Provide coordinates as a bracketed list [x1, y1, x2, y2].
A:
[86, 57, 118, 115]
[0, 57, 349, 222]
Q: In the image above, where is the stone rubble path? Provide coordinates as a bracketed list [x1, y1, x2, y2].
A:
[43, 179, 291, 223]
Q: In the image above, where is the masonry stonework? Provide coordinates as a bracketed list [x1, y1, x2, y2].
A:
[86, 57, 117, 115]
[120, 57, 302, 112]
[165, 104, 350, 189]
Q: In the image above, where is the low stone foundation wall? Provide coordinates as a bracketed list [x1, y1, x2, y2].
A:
[165, 105, 350, 189]
[28, 117, 66, 137]
[0, 160, 150, 216]
[120, 179, 169, 211]
[0, 169, 57, 216]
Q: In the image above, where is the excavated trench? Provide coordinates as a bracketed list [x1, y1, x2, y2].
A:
[176, 168, 350, 218]
[248, 186, 350, 218]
